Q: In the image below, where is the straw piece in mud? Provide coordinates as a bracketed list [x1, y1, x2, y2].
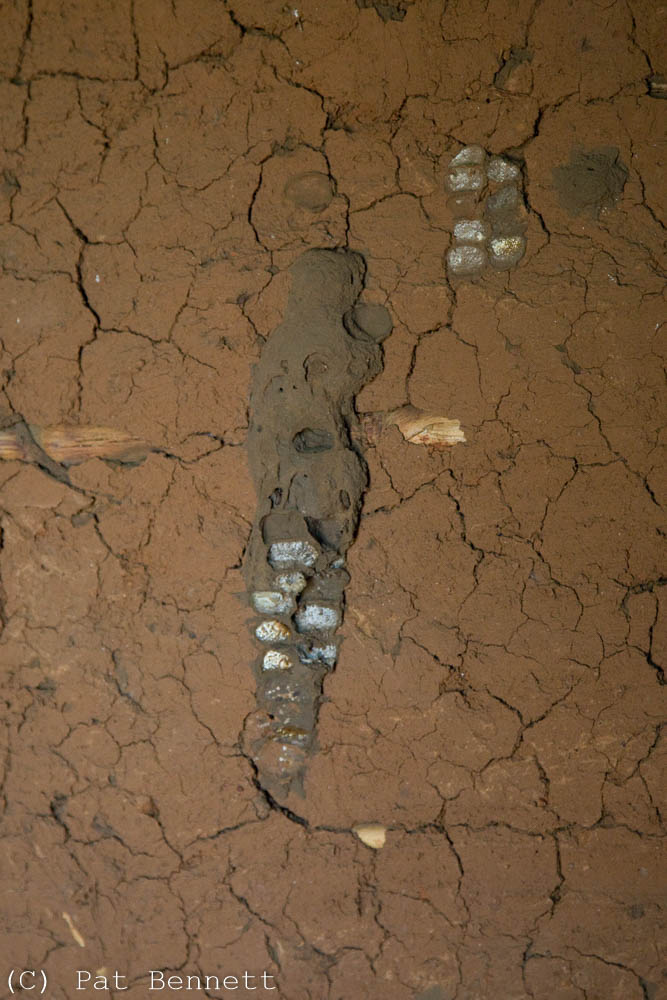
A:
[0, 424, 153, 465]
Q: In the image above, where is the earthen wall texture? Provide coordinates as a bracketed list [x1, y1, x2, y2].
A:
[0, 1, 665, 997]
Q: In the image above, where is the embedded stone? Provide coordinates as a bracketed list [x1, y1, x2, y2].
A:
[262, 649, 294, 671]
[488, 235, 526, 269]
[294, 604, 341, 633]
[275, 571, 307, 594]
[446, 166, 486, 193]
[486, 185, 522, 215]
[252, 590, 293, 615]
[268, 540, 318, 569]
[450, 145, 486, 166]
[298, 642, 338, 667]
[447, 245, 487, 275]
[487, 156, 521, 184]
[255, 620, 291, 643]
[453, 219, 490, 244]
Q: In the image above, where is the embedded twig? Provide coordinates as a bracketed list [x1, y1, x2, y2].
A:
[0, 423, 153, 466]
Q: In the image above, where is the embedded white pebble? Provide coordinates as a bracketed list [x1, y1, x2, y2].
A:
[268, 540, 318, 569]
[487, 156, 521, 183]
[252, 590, 293, 615]
[295, 604, 340, 632]
[275, 571, 307, 594]
[447, 245, 487, 275]
[262, 649, 293, 671]
[488, 235, 526, 269]
[255, 620, 291, 643]
[450, 145, 486, 166]
[446, 166, 485, 192]
[453, 219, 490, 244]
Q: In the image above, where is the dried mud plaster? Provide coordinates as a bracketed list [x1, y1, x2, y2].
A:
[243, 249, 392, 798]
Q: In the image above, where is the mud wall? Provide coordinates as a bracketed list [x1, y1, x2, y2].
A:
[0, 1, 665, 998]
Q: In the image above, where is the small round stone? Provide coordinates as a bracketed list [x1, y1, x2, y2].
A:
[255, 620, 291, 643]
[453, 219, 490, 244]
[294, 604, 340, 633]
[447, 245, 487, 275]
[252, 590, 293, 615]
[262, 649, 293, 671]
[275, 571, 307, 594]
[268, 540, 318, 569]
[450, 145, 486, 167]
[488, 235, 526, 269]
[487, 156, 521, 184]
[446, 166, 485, 193]
[486, 185, 522, 215]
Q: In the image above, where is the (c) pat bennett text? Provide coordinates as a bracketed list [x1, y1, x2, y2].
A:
[76, 970, 278, 991]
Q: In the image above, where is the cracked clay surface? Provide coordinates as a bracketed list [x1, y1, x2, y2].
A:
[0, 2, 665, 999]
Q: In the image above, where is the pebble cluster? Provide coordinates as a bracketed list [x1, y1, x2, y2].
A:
[247, 527, 347, 785]
[445, 145, 527, 278]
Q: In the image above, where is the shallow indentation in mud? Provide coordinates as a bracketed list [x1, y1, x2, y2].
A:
[292, 427, 334, 453]
[283, 171, 335, 213]
[552, 146, 629, 218]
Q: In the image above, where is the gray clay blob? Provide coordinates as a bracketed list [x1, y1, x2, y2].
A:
[244, 248, 390, 795]
[351, 301, 393, 342]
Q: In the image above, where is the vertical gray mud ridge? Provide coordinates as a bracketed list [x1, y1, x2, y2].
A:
[243, 248, 392, 799]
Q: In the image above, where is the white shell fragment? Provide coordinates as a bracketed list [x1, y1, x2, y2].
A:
[487, 156, 521, 183]
[453, 219, 490, 244]
[295, 604, 340, 633]
[387, 406, 466, 449]
[262, 649, 293, 671]
[353, 823, 387, 850]
[268, 540, 318, 569]
[447, 245, 487, 275]
[275, 571, 307, 594]
[255, 620, 291, 643]
[252, 590, 293, 615]
[488, 235, 526, 269]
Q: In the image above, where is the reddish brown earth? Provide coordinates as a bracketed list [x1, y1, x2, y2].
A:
[0, 2, 665, 998]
